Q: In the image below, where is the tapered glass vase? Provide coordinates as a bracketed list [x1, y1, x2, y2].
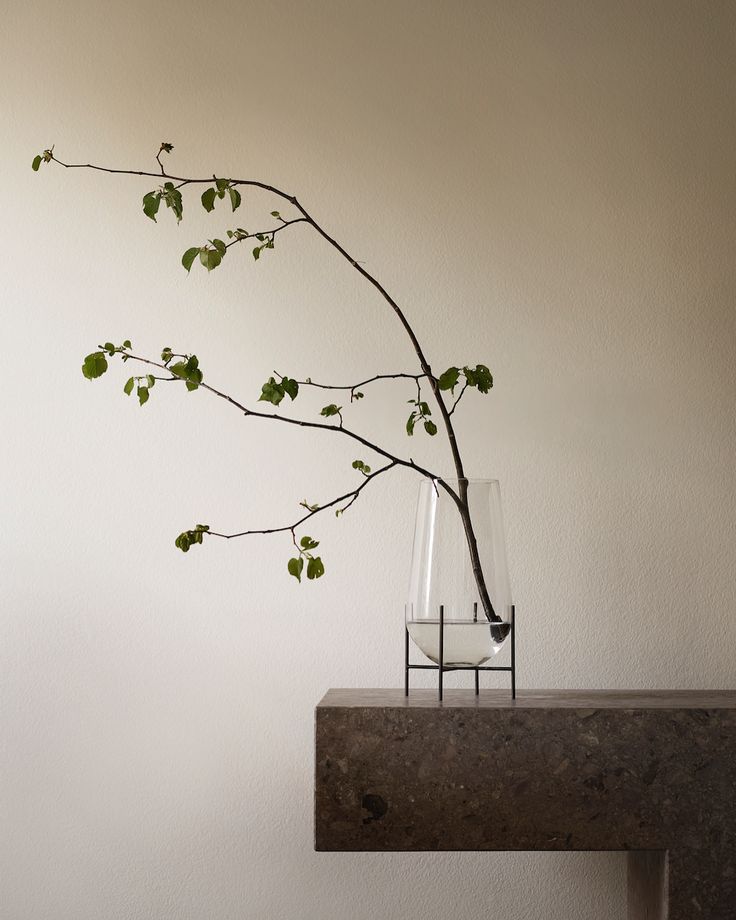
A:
[406, 479, 512, 668]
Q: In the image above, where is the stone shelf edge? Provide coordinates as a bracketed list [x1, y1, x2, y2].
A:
[315, 689, 736, 920]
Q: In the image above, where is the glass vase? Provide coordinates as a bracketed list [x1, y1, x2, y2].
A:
[406, 478, 512, 667]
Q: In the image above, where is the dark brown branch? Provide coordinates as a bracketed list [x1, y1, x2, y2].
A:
[207, 461, 396, 540]
[294, 372, 426, 391]
[122, 352, 445, 487]
[448, 381, 469, 416]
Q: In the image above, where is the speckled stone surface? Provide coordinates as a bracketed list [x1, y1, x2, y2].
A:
[315, 690, 736, 920]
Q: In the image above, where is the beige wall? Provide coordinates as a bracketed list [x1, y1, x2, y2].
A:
[2, 1, 735, 918]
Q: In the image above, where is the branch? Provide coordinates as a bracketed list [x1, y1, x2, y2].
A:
[207, 461, 397, 540]
[121, 351, 452, 495]
[448, 381, 469, 416]
[295, 372, 426, 392]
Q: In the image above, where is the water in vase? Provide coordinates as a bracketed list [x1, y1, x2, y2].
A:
[407, 619, 509, 668]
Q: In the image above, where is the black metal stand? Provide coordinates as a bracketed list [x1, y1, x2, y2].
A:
[405, 604, 516, 701]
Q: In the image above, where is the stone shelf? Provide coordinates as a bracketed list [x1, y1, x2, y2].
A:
[315, 689, 736, 919]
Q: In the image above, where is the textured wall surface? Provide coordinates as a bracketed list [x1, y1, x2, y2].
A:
[2, 2, 735, 919]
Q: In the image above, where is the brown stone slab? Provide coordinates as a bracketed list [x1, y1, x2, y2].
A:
[315, 689, 736, 919]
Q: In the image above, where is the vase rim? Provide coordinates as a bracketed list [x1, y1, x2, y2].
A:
[422, 476, 500, 484]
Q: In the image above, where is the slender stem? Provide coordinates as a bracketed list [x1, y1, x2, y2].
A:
[208, 461, 396, 539]
[293, 372, 425, 392]
[122, 352, 445, 486]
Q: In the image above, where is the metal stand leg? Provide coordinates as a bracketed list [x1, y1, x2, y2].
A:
[438, 604, 444, 702]
[510, 604, 516, 700]
[404, 626, 410, 697]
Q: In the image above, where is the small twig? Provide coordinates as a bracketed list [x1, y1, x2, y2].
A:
[448, 381, 469, 416]
[207, 461, 396, 540]
[295, 372, 426, 392]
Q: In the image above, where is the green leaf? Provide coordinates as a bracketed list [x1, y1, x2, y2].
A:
[201, 187, 217, 213]
[215, 177, 229, 193]
[123, 377, 135, 395]
[122, 340, 132, 349]
[211, 238, 227, 256]
[103, 342, 115, 355]
[473, 364, 493, 394]
[424, 420, 438, 436]
[146, 375, 155, 388]
[306, 556, 325, 580]
[406, 413, 416, 436]
[199, 248, 222, 272]
[288, 556, 304, 582]
[228, 187, 241, 212]
[320, 404, 341, 417]
[259, 377, 285, 406]
[32, 155, 42, 171]
[270, 210, 281, 218]
[281, 377, 299, 400]
[162, 184, 183, 222]
[160, 142, 174, 154]
[300, 535, 319, 550]
[175, 533, 190, 552]
[137, 385, 149, 406]
[438, 366, 460, 392]
[170, 361, 188, 378]
[182, 247, 200, 272]
[252, 246, 261, 260]
[82, 352, 108, 380]
[142, 191, 161, 222]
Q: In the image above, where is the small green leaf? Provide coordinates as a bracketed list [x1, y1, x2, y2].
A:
[270, 211, 281, 218]
[199, 248, 222, 272]
[474, 364, 493, 394]
[123, 377, 135, 395]
[137, 385, 149, 406]
[406, 413, 416, 436]
[288, 556, 304, 582]
[215, 177, 229, 193]
[307, 556, 325, 580]
[211, 238, 227, 256]
[182, 247, 200, 272]
[175, 533, 190, 552]
[122, 340, 132, 349]
[142, 191, 161, 222]
[82, 352, 108, 380]
[281, 377, 299, 400]
[160, 142, 174, 154]
[32, 155, 42, 171]
[424, 420, 438, 436]
[300, 536, 319, 550]
[438, 367, 460, 392]
[146, 375, 155, 388]
[201, 187, 217, 212]
[320, 404, 341, 418]
[228, 187, 241, 211]
[252, 246, 261, 261]
[162, 184, 183, 222]
[259, 377, 285, 406]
